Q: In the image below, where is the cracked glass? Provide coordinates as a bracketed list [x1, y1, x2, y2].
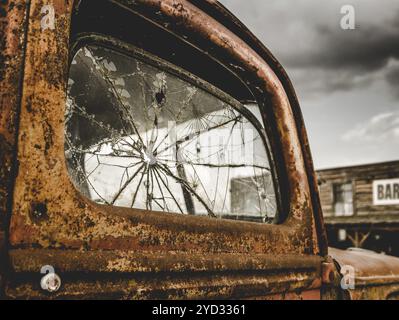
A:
[65, 44, 277, 223]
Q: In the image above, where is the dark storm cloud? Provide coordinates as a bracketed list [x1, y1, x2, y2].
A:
[290, 16, 399, 73]
[287, 68, 374, 99]
[219, 0, 399, 97]
[387, 65, 399, 84]
[275, 8, 399, 97]
[386, 65, 399, 98]
[287, 15, 399, 96]
[219, 0, 399, 168]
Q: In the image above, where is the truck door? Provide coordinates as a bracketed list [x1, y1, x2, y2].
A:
[5, 0, 327, 299]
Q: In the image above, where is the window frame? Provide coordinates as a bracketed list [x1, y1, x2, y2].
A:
[67, 34, 281, 223]
[332, 182, 354, 217]
[8, 0, 325, 288]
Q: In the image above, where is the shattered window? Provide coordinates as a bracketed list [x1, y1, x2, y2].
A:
[65, 45, 277, 222]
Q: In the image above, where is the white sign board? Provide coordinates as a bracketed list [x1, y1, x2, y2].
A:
[373, 178, 399, 206]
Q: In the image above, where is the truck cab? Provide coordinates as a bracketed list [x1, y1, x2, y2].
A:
[1, 0, 399, 299]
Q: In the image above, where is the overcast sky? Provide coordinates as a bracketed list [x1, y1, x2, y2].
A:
[219, 0, 399, 169]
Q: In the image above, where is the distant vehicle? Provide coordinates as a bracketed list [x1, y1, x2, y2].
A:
[1, 0, 399, 300]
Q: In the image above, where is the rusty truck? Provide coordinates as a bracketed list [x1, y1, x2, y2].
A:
[1, 0, 399, 300]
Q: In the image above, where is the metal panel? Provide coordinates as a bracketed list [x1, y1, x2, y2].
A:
[5, 0, 324, 299]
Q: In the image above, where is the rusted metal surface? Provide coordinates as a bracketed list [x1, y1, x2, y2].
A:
[0, 0, 30, 297]
[330, 247, 399, 299]
[9, 249, 322, 274]
[117, 0, 323, 253]
[330, 247, 399, 282]
[10, 0, 320, 252]
[251, 289, 321, 300]
[6, 267, 321, 300]
[2, 0, 397, 301]
[321, 256, 335, 285]
[0, 0, 326, 298]
[3, 0, 398, 301]
[0, 0, 29, 220]
[6, 249, 322, 299]
[189, 0, 328, 256]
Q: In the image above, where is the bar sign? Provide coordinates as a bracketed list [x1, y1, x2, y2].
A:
[373, 178, 399, 205]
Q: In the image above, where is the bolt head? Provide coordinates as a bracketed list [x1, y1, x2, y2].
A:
[41, 273, 61, 293]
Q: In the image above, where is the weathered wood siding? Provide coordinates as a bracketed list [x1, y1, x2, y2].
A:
[317, 161, 399, 218]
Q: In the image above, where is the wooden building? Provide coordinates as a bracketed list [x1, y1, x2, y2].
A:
[317, 160, 399, 256]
